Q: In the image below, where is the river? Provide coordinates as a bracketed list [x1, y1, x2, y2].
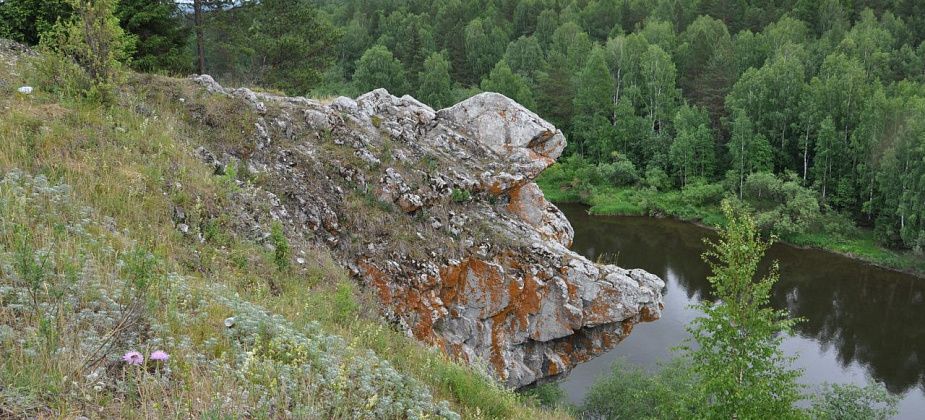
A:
[557, 203, 925, 419]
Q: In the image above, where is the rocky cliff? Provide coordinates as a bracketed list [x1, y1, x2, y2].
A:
[185, 76, 664, 388]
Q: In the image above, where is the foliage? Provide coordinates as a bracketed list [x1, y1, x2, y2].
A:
[581, 359, 698, 419]
[417, 52, 454, 109]
[521, 383, 568, 410]
[115, 0, 190, 74]
[742, 171, 822, 237]
[0, 0, 71, 45]
[269, 221, 289, 272]
[463, 17, 507, 83]
[809, 382, 899, 420]
[39, 0, 133, 100]
[481, 59, 535, 108]
[644, 165, 671, 191]
[682, 201, 803, 418]
[598, 154, 639, 187]
[670, 104, 716, 186]
[353, 45, 407, 96]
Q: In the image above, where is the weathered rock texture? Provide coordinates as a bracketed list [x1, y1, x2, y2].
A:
[183, 76, 664, 387]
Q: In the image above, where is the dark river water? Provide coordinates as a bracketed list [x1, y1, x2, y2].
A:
[557, 203, 925, 419]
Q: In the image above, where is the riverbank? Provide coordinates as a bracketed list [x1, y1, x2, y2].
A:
[538, 180, 925, 278]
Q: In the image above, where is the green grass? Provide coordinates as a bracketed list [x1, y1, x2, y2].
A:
[583, 186, 724, 226]
[0, 54, 568, 419]
[586, 187, 647, 216]
[535, 177, 582, 203]
[786, 230, 925, 274]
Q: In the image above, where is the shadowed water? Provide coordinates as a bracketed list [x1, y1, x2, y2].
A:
[557, 203, 925, 419]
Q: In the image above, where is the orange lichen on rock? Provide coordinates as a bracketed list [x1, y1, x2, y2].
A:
[359, 260, 393, 305]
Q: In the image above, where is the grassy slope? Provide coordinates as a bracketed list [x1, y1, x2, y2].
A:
[537, 178, 925, 277]
[0, 54, 569, 419]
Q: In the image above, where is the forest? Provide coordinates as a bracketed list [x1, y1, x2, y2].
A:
[3, 0, 924, 262]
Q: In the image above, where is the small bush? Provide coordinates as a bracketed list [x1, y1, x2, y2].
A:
[11, 224, 50, 312]
[451, 188, 471, 203]
[644, 165, 671, 191]
[598, 159, 639, 187]
[582, 359, 698, 419]
[121, 246, 158, 293]
[333, 282, 359, 324]
[681, 181, 726, 206]
[27, 53, 93, 98]
[810, 382, 899, 420]
[38, 0, 134, 102]
[270, 222, 289, 272]
[521, 382, 568, 409]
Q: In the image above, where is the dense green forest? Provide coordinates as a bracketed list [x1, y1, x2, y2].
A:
[3, 0, 924, 261]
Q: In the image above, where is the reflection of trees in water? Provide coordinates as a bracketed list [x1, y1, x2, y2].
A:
[560, 204, 925, 395]
[771, 247, 925, 394]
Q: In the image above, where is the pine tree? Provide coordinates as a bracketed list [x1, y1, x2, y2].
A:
[0, 0, 71, 45]
[244, 0, 339, 94]
[116, 0, 191, 74]
[45, 0, 133, 89]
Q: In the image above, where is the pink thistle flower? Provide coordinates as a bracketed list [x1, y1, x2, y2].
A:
[122, 351, 143, 365]
[149, 350, 169, 362]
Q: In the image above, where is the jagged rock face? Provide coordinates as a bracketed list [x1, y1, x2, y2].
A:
[187, 76, 664, 388]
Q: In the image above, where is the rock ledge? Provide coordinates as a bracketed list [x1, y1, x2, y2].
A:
[186, 78, 665, 387]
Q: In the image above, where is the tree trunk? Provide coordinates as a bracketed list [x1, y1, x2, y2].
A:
[824, 159, 829, 201]
[612, 68, 621, 124]
[802, 127, 809, 183]
[194, 0, 206, 74]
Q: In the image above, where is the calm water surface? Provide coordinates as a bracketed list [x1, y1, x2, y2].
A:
[558, 203, 925, 419]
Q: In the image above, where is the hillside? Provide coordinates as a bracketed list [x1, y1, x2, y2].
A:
[0, 41, 661, 418]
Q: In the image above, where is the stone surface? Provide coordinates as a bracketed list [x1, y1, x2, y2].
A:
[438, 93, 566, 181]
[185, 81, 664, 388]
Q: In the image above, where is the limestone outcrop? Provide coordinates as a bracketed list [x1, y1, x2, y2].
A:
[184, 76, 664, 387]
